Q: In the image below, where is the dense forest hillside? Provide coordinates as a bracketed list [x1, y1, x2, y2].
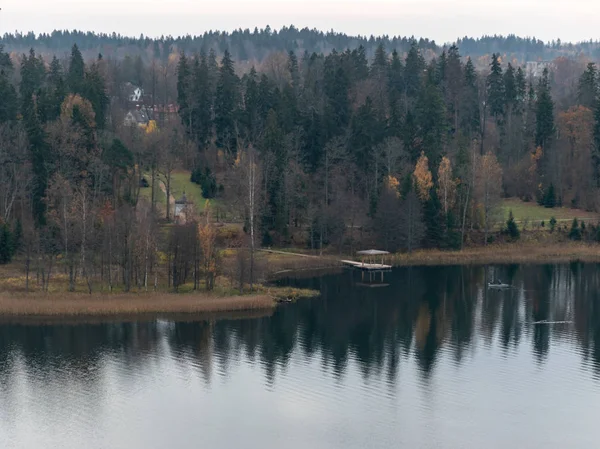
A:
[2, 26, 600, 293]
[3, 27, 600, 64]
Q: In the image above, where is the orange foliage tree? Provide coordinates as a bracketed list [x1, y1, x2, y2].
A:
[413, 151, 433, 201]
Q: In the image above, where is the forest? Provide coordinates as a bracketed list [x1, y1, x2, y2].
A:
[2, 29, 600, 293]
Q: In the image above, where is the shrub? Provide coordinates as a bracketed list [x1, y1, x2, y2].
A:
[569, 218, 582, 241]
[505, 210, 520, 240]
[543, 183, 556, 208]
[549, 216, 557, 233]
[191, 166, 218, 199]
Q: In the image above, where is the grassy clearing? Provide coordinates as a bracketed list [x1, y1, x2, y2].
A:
[500, 198, 599, 225]
[170, 170, 208, 211]
[138, 174, 167, 211]
[390, 243, 600, 267]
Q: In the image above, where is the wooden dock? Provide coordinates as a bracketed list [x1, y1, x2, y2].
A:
[340, 260, 392, 271]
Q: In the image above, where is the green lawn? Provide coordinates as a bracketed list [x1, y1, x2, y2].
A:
[170, 171, 209, 212]
[139, 174, 166, 209]
[500, 198, 599, 225]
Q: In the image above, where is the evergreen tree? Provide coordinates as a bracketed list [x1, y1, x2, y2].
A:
[569, 218, 582, 241]
[67, 44, 85, 94]
[515, 67, 527, 113]
[578, 62, 597, 109]
[461, 57, 480, 138]
[504, 63, 517, 109]
[543, 183, 556, 208]
[177, 52, 192, 132]
[593, 97, 600, 186]
[39, 56, 66, 122]
[214, 50, 240, 153]
[445, 45, 463, 131]
[288, 50, 300, 93]
[535, 68, 555, 150]
[323, 51, 350, 138]
[388, 49, 404, 135]
[416, 66, 446, 166]
[0, 70, 17, 123]
[487, 53, 505, 119]
[83, 62, 109, 128]
[404, 40, 424, 102]
[505, 210, 520, 240]
[0, 222, 13, 264]
[191, 53, 212, 149]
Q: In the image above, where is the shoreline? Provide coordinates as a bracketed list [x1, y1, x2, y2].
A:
[389, 243, 600, 267]
[0, 292, 277, 318]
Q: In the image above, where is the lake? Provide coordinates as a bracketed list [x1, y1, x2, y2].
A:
[1, 263, 600, 448]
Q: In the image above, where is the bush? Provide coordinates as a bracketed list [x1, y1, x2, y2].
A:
[0, 222, 14, 264]
[505, 210, 520, 240]
[549, 216, 557, 233]
[543, 183, 556, 208]
[569, 218, 582, 241]
[191, 166, 218, 199]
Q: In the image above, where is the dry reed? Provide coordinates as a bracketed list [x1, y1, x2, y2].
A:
[0, 292, 276, 317]
[391, 243, 600, 266]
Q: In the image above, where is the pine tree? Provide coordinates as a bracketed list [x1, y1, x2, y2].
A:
[67, 44, 85, 94]
[487, 53, 505, 119]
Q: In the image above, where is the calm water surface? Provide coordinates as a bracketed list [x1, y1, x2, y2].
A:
[2, 263, 600, 448]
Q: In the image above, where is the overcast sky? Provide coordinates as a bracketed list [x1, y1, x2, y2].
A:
[2, 0, 599, 43]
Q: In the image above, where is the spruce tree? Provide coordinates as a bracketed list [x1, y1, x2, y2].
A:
[578, 62, 597, 109]
[487, 53, 505, 119]
[505, 210, 520, 240]
[177, 52, 192, 132]
[83, 62, 109, 128]
[593, 97, 600, 186]
[0, 222, 13, 264]
[67, 44, 85, 94]
[535, 68, 555, 150]
[462, 57, 480, 138]
[214, 50, 240, 153]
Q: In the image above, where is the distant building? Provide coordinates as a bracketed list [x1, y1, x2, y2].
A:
[526, 61, 555, 78]
[124, 105, 155, 128]
[123, 82, 144, 103]
[174, 192, 190, 224]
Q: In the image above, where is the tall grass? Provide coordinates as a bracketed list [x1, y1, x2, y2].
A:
[0, 292, 276, 317]
[390, 243, 600, 266]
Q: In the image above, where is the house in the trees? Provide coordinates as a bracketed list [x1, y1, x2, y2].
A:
[124, 105, 156, 130]
[124, 82, 144, 103]
[526, 61, 554, 78]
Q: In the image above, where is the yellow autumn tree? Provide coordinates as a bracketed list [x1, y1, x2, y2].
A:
[386, 175, 400, 198]
[437, 156, 457, 215]
[413, 151, 433, 201]
[198, 202, 218, 291]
